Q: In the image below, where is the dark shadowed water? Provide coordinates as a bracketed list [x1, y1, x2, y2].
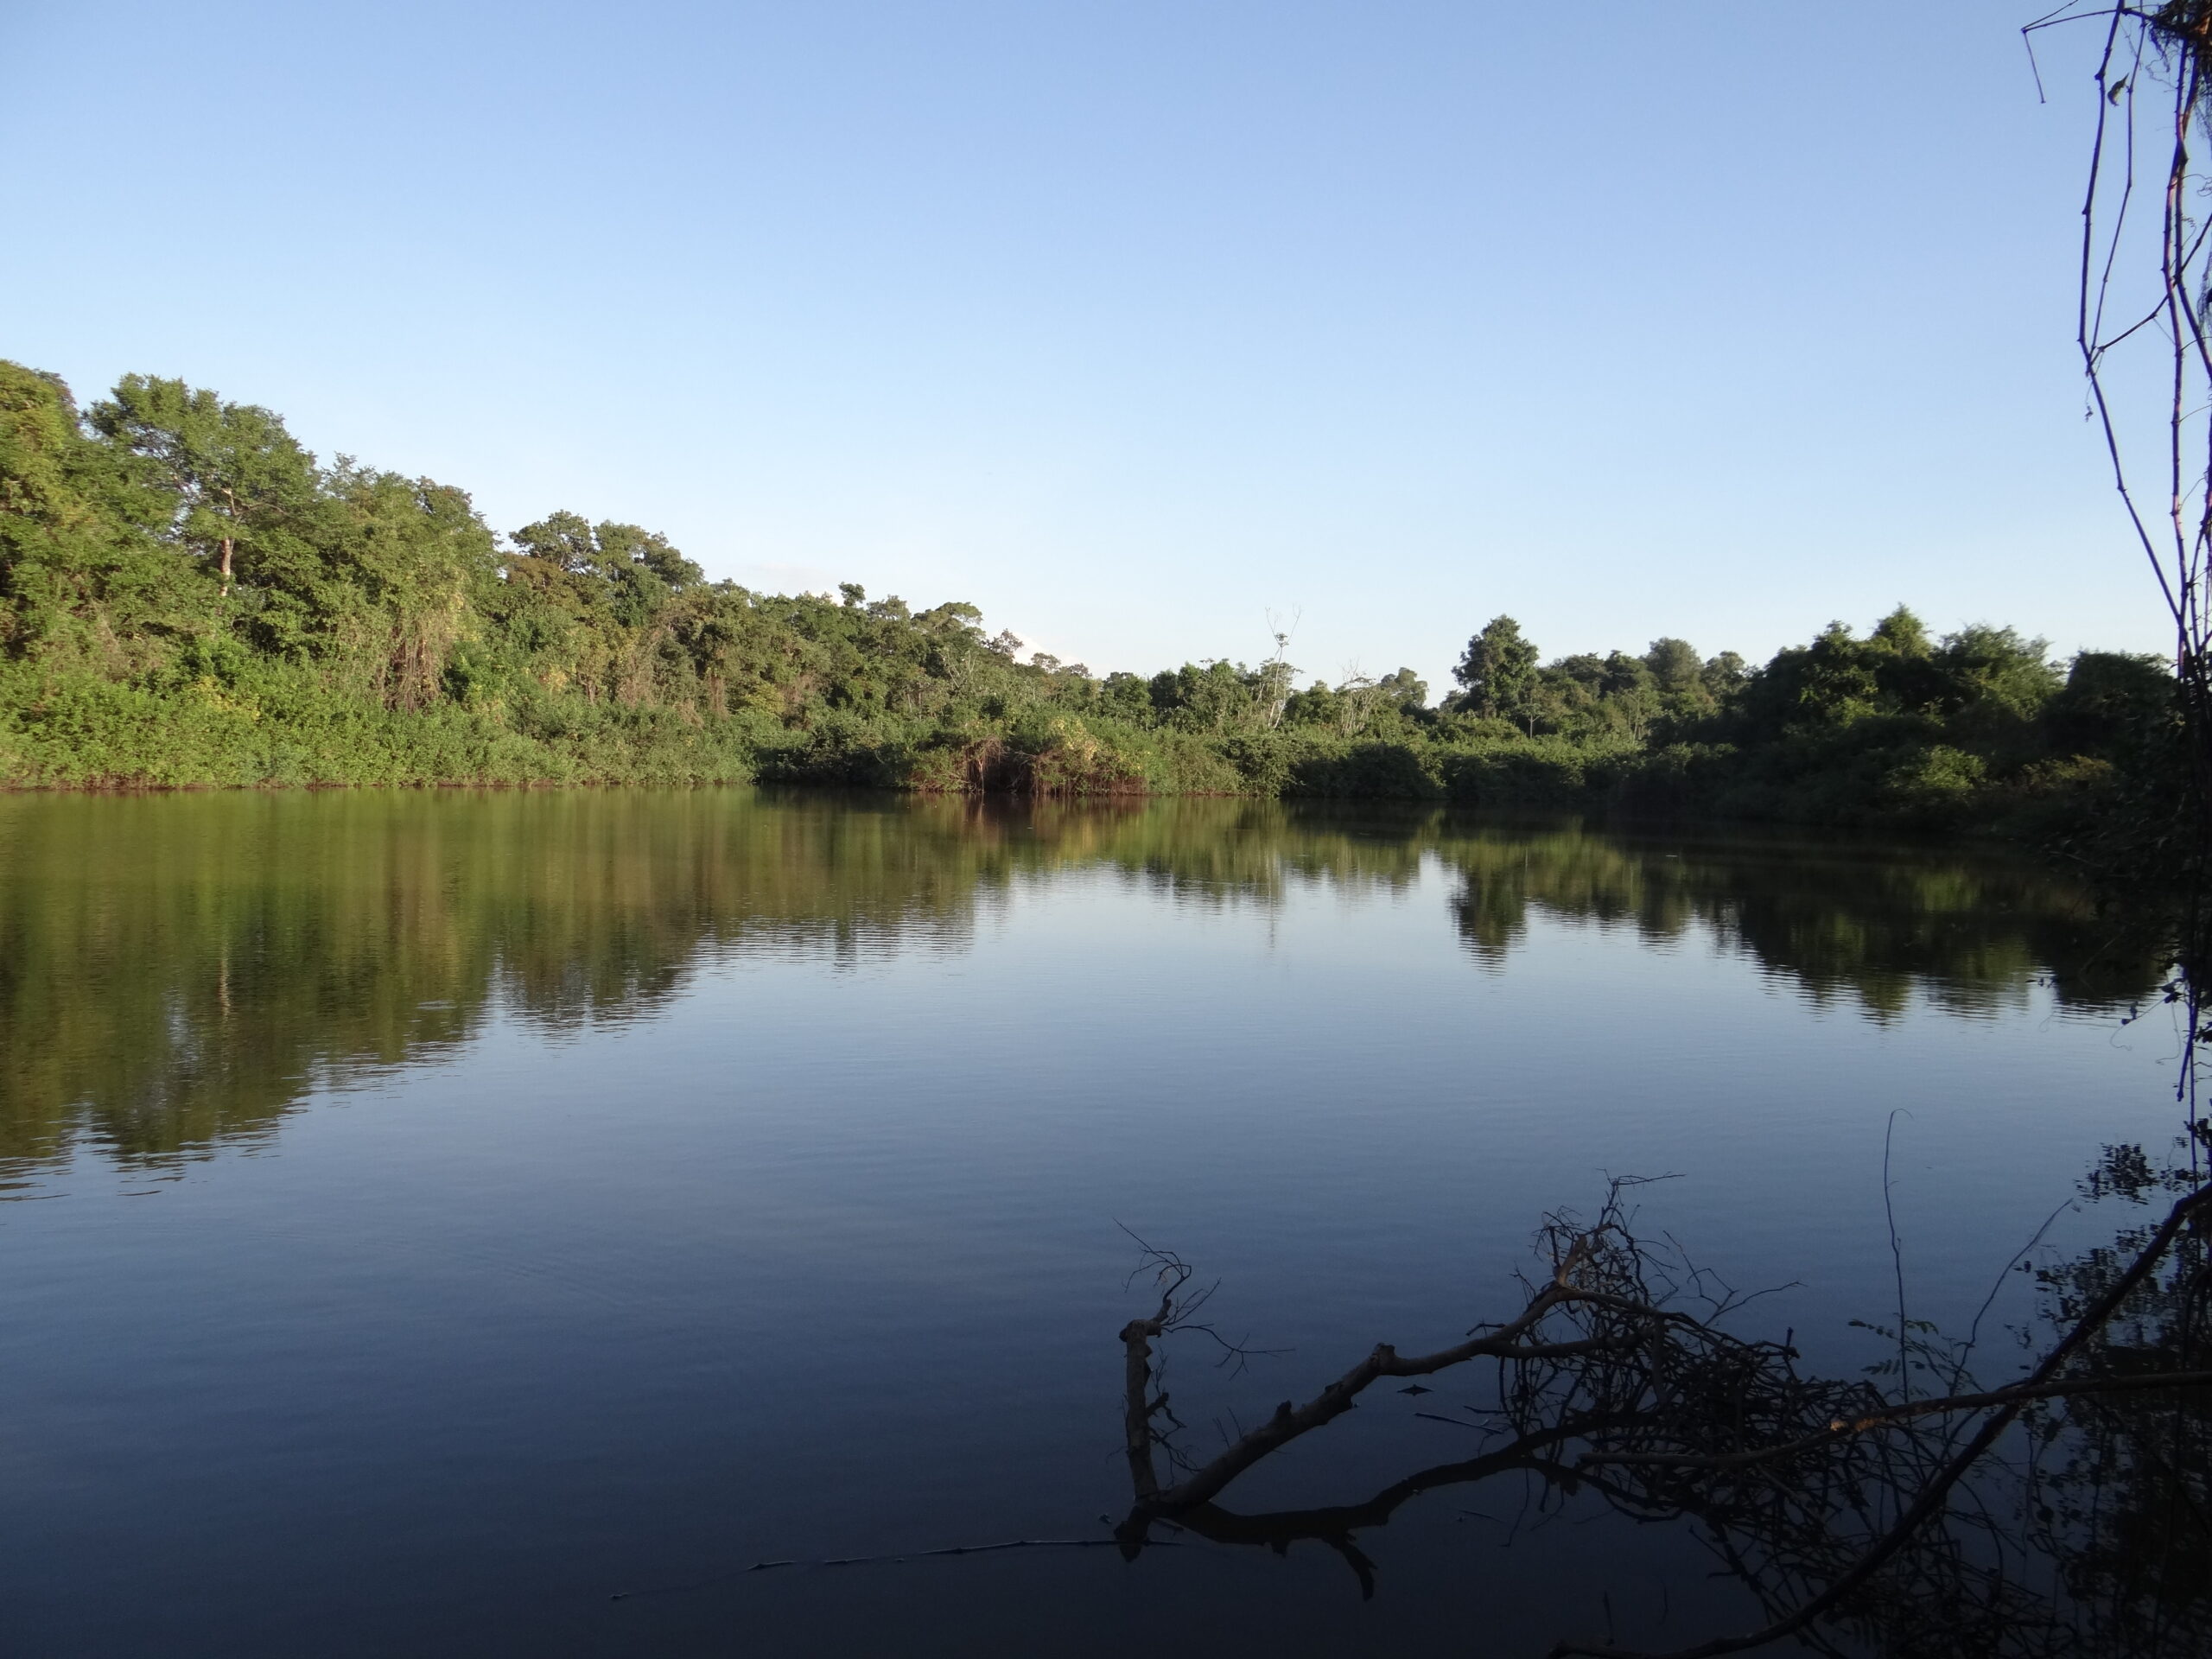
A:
[0, 790, 2186, 1656]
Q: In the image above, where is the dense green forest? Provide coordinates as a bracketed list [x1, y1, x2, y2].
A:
[0, 361, 2177, 831]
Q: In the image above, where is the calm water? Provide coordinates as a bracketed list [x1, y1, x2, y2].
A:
[0, 790, 2185, 1656]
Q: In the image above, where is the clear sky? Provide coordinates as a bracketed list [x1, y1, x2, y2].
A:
[0, 1, 2159, 689]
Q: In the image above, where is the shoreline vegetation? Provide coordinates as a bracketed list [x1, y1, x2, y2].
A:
[0, 362, 2179, 847]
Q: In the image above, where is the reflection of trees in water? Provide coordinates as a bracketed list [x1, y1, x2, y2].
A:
[0, 794, 2160, 1174]
[1440, 822, 2160, 1019]
[1112, 1149, 2210, 1659]
[2015, 1148, 2212, 1656]
[0, 791, 997, 1171]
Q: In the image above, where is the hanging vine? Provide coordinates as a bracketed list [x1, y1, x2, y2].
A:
[2030, 2, 2212, 1142]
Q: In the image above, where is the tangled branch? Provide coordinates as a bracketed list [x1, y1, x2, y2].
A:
[1115, 1177, 2212, 1657]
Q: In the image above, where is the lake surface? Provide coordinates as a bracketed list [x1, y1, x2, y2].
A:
[0, 789, 2187, 1656]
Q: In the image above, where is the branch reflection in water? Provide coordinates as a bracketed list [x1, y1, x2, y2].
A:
[1110, 1151, 2210, 1659]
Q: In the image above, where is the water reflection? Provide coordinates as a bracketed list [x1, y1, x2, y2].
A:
[0, 790, 2163, 1173]
[1443, 823, 2147, 1018]
[1112, 1150, 2212, 1659]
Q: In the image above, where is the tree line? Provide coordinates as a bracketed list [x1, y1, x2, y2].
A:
[0, 361, 2177, 835]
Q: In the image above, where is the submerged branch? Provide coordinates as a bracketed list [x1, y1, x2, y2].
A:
[1116, 1175, 2212, 1658]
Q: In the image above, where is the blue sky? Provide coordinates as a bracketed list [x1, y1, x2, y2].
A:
[0, 1, 2157, 688]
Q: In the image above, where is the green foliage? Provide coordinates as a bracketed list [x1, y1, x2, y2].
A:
[87, 373, 321, 596]
[1452, 614, 1540, 721]
[0, 363, 2180, 842]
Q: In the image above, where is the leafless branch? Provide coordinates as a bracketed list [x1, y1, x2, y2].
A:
[1114, 1173, 2212, 1656]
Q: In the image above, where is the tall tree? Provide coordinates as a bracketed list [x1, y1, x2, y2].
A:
[1453, 615, 1539, 721]
[87, 376, 317, 595]
[1643, 637, 1703, 692]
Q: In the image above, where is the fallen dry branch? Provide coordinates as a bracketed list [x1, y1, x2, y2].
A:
[1115, 1175, 2212, 1659]
[1577, 1368, 2212, 1475]
[1116, 1185, 1752, 1543]
[1547, 1176, 2212, 1659]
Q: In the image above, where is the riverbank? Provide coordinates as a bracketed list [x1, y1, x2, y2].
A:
[0, 654, 2138, 848]
[0, 359, 2179, 842]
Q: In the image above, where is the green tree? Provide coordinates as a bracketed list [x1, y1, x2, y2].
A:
[88, 375, 318, 595]
[2046, 652, 2175, 755]
[1376, 667, 1427, 711]
[1643, 637, 1703, 692]
[1701, 651, 1748, 702]
[594, 521, 702, 590]
[1639, 638, 1717, 726]
[1871, 604, 1931, 657]
[0, 363, 197, 672]
[1149, 659, 1268, 732]
[508, 509, 599, 573]
[318, 466, 499, 708]
[1930, 624, 2060, 723]
[1453, 615, 1539, 721]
